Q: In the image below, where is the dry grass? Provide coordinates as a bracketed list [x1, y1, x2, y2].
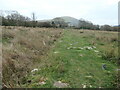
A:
[95, 31, 118, 43]
[2, 26, 63, 87]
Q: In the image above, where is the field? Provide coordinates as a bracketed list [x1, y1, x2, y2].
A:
[1, 26, 119, 88]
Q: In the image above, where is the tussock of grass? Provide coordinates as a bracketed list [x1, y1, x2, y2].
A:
[101, 47, 118, 61]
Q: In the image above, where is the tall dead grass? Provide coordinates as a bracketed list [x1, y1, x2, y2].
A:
[2, 26, 63, 88]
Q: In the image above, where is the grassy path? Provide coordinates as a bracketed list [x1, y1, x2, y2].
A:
[24, 30, 117, 88]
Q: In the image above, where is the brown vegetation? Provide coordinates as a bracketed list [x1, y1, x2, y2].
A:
[2, 26, 63, 87]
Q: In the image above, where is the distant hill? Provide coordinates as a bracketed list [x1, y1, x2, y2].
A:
[38, 16, 80, 27]
[53, 16, 79, 27]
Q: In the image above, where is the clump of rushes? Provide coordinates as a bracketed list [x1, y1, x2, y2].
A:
[101, 47, 118, 63]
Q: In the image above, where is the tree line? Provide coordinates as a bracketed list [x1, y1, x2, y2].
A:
[0, 12, 119, 31]
[78, 19, 118, 31]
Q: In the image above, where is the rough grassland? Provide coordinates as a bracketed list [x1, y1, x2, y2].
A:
[1, 27, 119, 88]
[2, 26, 63, 88]
[22, 29, 118, 88]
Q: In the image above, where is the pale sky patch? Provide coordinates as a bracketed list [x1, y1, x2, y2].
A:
[0, 0, 119, 25]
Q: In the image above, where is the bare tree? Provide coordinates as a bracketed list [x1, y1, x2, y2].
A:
[31, 12, 37, 27]
[32, 12, 36, 21]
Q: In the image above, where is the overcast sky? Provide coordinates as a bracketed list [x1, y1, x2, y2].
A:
[1, 0, 119, 25]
